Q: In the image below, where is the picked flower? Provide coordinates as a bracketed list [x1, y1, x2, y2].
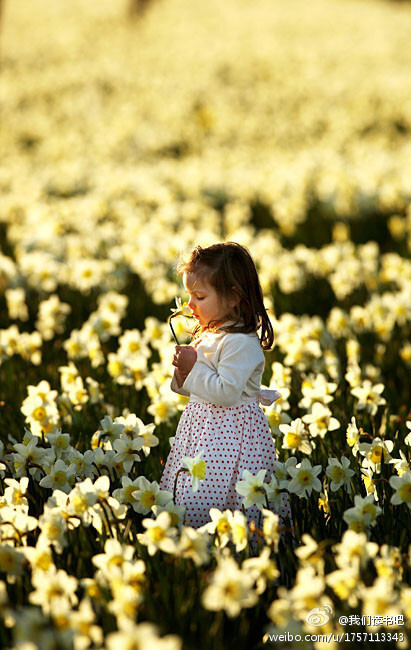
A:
[181, 452, 207, 492]
[168, 297, 194, 344]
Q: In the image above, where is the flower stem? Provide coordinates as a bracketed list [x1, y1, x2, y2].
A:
[169, 318, 179, 344]
[173, 467, 187, 502]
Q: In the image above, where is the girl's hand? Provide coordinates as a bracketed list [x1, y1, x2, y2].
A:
[173, 345, 197, 379]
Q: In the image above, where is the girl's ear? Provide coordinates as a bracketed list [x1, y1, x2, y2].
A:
[228, 286, 242, 308]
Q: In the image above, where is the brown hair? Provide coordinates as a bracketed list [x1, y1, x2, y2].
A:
[176, 242, 274, 350]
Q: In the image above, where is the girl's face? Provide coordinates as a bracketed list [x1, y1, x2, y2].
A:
[183, 272, 231, 329]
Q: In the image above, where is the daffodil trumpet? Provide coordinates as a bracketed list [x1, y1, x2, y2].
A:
[168, 297, 194, 345]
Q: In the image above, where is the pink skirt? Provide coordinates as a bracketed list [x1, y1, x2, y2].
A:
[159, 397, 292, 529]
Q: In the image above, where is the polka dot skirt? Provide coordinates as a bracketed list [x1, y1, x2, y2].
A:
[159, 399, 292, 531]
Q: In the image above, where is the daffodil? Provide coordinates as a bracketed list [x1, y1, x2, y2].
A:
[343, 495, 382, 530]
[326, 456, 354, 492]
[198, 508, 233, 547]
[177, 527, 210, 566]
[287, 459, 322, 498]
[112, 434, 144, 473]
[136, 511, 177, 556]
[279, 418, 314, 454]
[235, 469, 268, 510]
[346, 416, 361, 456]
[359, 436, 394, 473]
[168, 297, 193, 344]
[302, 402, 340, 439]
[181, 452, 207, 492]
[351, 380, 386, 416]
[389, 471, 411, 509]
[202, 554, 258, 617]
[131, 476, 173, 514]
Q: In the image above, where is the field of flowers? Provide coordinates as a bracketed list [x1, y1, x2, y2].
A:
[0, 0, 410, 648]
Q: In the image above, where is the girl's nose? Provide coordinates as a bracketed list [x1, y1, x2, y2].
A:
[188, 297, 195, 309]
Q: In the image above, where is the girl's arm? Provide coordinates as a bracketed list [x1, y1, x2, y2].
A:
[182, 334, 263, 407]
[170, 369, 190, 396]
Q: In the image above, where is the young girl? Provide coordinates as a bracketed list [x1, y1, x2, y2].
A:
[159, 242, 292, 535]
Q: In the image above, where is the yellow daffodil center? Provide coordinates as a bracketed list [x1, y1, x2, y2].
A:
[298, 471, 312, 484]
[192, 460, 206, 480]
[149, 527, 165, 542]
[33, 406, 47, 421]
[54, 471, 67, 486]
[330, 466, 344, 481]
[398, 484, 411, 502]
[285, 432, 301, 448]
[370, 447, 382, 463]
[72, 493, 88, 514]
[268, 411, 281, 427]
[140, 491, 156, 508]
[217, 519, 230, 534]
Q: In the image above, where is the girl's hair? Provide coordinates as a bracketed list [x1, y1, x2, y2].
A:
[176, 242, 274, 350]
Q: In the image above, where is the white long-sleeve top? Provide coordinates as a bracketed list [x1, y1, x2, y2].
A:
[170, 328, 266, 407]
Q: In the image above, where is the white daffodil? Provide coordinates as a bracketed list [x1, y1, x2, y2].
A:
[29, 566, 78, 616]
[66, 478, 99, 525]
[230, 510, 249, 552]
[170, 297, 193, 319]
[131, 476, 173, 514]
[287, 458, 322, 498]
[168, 297, 194, 343]
[264, 402, 291, 437]
[112, 475, 142, 511]
[177, 526, 210, 566]
[298, 373, 337, 410]
[351, 380, 386, 416]
[39, 459, 76, 493]
[346, 416, 361, 456]
[389, 471, 411, 509]
[360, 577, 401, 629]
[112, 434, 144, 473]
[3, 477, 29, 509]
[137, 511, 177, 556]
[198, 508, 233, 547]
[116, 413, 159, 455]
[325, 568, 360, 607]
[389, 451, 410, 477]
[279, 418, 314, 454]
[265, 474, 288, 513]
[343, 494, 382, 531]
[37, 510, 68, 554]
[202, 554, 258, 617]
[105, 622, 182, 650]
[152, 502, 186, 528]
[45, 430, 71, 456]
[181, 452, 207, 492]
[326, 456, 354, 493]
[235, 469, 268, 510]
[262, 509, 281, 551]
[92, 538, 135, 580]
[243, 546, 279, 595]
[302, 402, 340, 438]
[0, 545, 26, 579]
[361, 466, 378, 499]
[359, 436, 394, 473]
[96, 415, 125, 446]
